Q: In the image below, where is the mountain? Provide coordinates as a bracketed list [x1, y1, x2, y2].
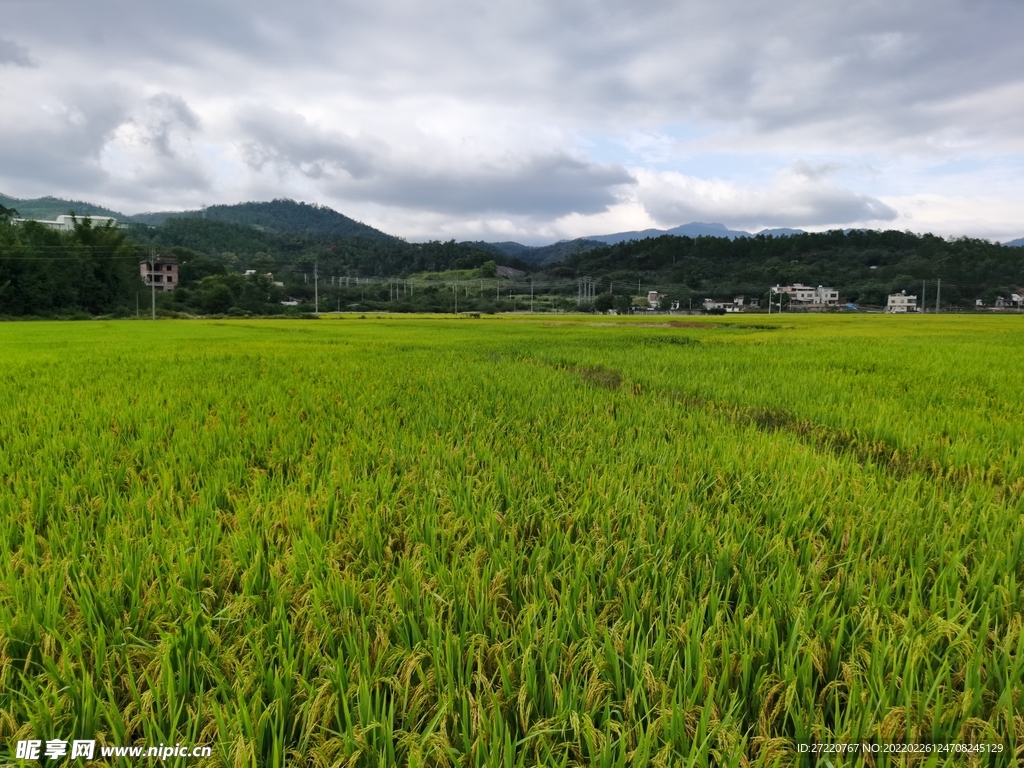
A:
[0, 193, 127, 221]
[1006, 237, 1024, 247]
[460, 223, 791, 265]
[4, 194, 535, 278]
[758, 228, 805, 237]
[1, 195, 397, 244]
[130, 199, 398, 243]
[462, 241, 537, 259]
[464, 238, 605, 265]
[587, 222, 748, 244]
[586, 222, 806, 245]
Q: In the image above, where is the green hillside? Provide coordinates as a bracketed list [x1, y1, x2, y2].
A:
[128, 217, 531, 277]
[131, 199, 397, 242]
[466, 238, 605, 265]
[0, 193, 127, 221]
[543, 229, 1024, 307]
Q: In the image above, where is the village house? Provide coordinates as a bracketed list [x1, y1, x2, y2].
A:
[772, 283, 839, 307]
[139, 255, 179, 291]
[702, 296, 745, 313]
[886, 291, 918, 313]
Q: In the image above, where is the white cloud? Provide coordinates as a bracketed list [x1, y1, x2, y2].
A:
[232, 105, 634, 217]
[882, 193, 1024, 242]
[0, 0, 1021, 240]
[632, 165, 897, 231]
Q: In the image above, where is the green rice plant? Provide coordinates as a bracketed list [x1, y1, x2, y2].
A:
[0, 315, 1021, 766]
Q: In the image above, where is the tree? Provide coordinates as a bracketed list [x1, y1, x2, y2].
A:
[177, 251, 227, 286]
[613, 295, 632, 314]
[594, 292, 615, 312]
[250, 253, 275, 274]
[0, 204, 19, 221]
[198, 277, 235, 314]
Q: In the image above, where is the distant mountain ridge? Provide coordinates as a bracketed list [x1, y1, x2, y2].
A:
[585, 222, 805, 245]
[1007, 237, 1024, 247]
[464, 239, 606, 265]
[459, 224, 807, 264]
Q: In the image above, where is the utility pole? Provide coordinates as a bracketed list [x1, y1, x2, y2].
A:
[136, 292, 139, 319]
[531, 279, 534, 312]
[922, 280, 926, 313]
[150, 247, 156, 320]
[314, 261, 319, 315]
[455, 279, 458, 313]
[936, 278, 941, 314]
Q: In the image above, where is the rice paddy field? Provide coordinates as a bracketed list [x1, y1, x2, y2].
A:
[1, 314, 1022, 767]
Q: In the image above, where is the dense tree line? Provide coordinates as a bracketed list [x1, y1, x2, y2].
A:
[547, 230, 1024, 307]
[0, 211, 535, 317]
[128, 217, 532, 279]
[0, 215, 142, 316]
[154, 272, 561, 317]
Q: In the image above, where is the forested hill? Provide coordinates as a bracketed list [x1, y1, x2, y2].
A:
[128, 217, 533, 279]
[465, 238, 606, 265]
[543, 229, 1024, 306]
[0, 211, 534, 318]
[130, 199, 398, 242]
[0, 193, 126, 221]
[1, 196, 399, 244]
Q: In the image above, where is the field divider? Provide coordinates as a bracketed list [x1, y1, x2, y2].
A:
[530, 355, 1021, 500]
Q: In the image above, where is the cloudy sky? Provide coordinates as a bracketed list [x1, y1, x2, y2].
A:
[2, 0, 1023, 243]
